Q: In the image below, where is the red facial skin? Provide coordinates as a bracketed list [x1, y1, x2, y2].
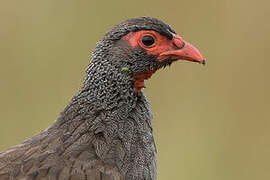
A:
[122, 30, 205, 93]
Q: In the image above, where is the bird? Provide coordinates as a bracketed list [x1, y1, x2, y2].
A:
[0, 17, 204, 180]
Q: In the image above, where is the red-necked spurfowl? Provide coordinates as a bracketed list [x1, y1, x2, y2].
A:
[0, 17, 204, 180]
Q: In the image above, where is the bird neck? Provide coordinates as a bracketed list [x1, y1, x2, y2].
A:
[29, 57, 156, 179]
[82, 60, 138, 111]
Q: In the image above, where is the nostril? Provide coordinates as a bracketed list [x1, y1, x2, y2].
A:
[181, 41, 185, 49]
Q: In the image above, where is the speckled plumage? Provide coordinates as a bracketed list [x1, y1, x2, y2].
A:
[0, 17, 177, 180]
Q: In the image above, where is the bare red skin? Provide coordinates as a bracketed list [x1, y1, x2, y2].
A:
[133, 69, 157, 93]
[122, 30, 204, 93]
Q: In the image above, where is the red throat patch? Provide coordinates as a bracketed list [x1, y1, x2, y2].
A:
[134, 69, 157, 93]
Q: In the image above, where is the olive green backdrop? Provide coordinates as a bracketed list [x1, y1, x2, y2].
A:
[0, 0, 269, 179]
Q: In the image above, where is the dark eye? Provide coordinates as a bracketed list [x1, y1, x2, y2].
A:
[141, 35, 155, 47]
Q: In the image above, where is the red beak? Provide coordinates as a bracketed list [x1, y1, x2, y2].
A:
[158, 34, 205, 65]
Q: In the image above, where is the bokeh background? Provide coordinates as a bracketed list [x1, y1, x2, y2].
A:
[0, 0, 269, 179]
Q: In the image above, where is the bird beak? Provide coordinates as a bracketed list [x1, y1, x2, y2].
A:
[158, 34, 205, 65]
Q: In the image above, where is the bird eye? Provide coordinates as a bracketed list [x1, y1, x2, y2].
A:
[141, 35, 155, 47]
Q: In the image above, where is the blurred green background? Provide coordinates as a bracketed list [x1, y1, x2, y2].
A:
[0, 0, 269, 179]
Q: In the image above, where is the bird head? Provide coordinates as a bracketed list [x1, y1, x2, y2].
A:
[88, 17, 205, 93]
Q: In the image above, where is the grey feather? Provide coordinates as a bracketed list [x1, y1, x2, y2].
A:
[0, 17, 176, 180]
